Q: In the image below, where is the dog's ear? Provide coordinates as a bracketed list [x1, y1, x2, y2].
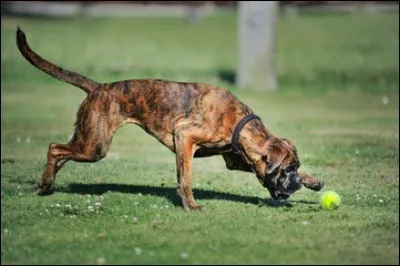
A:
[299, 172, 324, 191]
[261, 154, 279, 175]
[263, 137, 288, 174]
[281, 138, 297, 154]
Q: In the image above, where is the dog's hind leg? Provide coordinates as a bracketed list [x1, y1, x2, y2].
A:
[35, 140, 110, 195]
[35, 111, 117, 195]
[55, 158, 69, 174]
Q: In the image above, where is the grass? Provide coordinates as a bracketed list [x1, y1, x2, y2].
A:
[1, 11, 399, 265]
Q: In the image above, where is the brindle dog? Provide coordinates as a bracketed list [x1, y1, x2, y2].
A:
[16, 27, 324, 211]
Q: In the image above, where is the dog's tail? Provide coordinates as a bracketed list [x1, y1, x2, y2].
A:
[16, 26, 99, 94]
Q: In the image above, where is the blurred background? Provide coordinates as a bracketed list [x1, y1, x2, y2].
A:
[1, 0, 399, 93]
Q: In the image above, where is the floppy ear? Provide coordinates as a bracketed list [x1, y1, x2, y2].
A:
[263, 144, 288, 175]
[265, 155, 287, 174]
[281, 138, 297, 154]
[299, 172, 324, 191]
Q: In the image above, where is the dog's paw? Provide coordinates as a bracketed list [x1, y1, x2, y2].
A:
[303, 180, 324, 191]
[32, 182, 53, 196]
[185, 204, 204, 212]
[192, 205, 203, 211]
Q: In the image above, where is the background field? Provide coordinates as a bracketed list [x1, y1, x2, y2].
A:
[1, 10, 399, 265]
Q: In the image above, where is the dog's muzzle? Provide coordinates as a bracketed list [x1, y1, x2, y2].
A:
[271, 173, 302, 200]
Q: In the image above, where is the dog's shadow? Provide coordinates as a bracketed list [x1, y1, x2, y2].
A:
[57, 183, 317, 208]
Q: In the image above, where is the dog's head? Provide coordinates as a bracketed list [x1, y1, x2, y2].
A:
[254, 136, 302, 200]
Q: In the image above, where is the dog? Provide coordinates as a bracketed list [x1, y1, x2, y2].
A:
[16, 27, 324, 211]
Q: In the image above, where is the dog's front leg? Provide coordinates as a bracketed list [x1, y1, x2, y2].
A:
[174, 128, 201, 211]
[300, 172, 324, 191]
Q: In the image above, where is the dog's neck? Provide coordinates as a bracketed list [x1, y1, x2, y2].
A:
[234, 117, 271, 174]
[231, 113, 261, 155]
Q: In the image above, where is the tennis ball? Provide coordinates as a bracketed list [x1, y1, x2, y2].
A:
[320, 191, 341, 210]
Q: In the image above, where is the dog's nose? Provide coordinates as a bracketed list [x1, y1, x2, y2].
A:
[271, 191, 278, 200]
[271, 190, 289, 200]
[277, 194, 289, 200]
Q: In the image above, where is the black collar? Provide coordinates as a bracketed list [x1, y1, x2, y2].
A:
[231, 113, 261, 155]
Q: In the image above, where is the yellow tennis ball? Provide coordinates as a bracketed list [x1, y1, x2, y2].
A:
[320, 191, 341, 210]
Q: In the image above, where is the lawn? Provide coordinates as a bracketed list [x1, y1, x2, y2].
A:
[1, 10, 399, 265]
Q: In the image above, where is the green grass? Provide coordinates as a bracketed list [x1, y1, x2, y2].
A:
[1, 11, 399, 265]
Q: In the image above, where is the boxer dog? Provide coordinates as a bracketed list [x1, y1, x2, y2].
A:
[16, 27, 324, 211]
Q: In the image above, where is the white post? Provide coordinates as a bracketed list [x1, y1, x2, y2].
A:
[186, 1, 204, 25]
[237, 1, 278, 91]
